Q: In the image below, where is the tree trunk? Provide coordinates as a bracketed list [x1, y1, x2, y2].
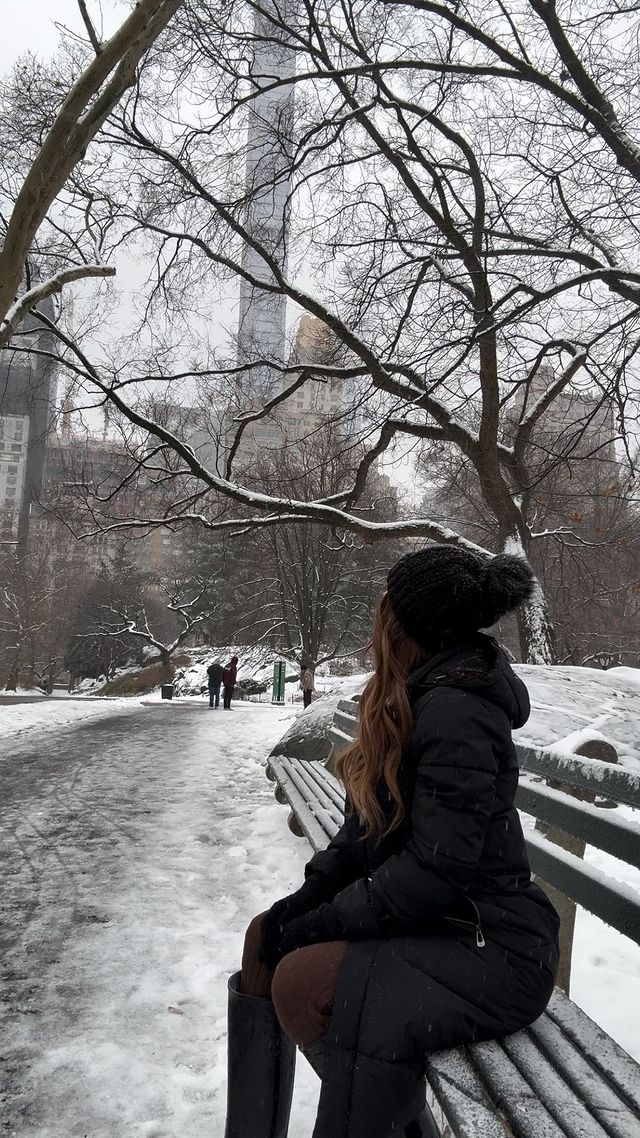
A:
[503, 530, 556, 664]
[5, 642, 21, 691]
[515, 590, 558, 664]
[5, 666, 19, 692]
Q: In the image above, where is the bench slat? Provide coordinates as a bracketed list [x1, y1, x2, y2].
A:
[516, 778, 640, 870]
[328, 724, 354, 748]
[529, 1016, 640, 1138]
[546, 989, 640, 1115]
[332, 709, 358, 736]
[517, 745, 640, 809]
[267, 759, 335, 851]
[525, 830, 640, 945]
[295, 758, 345, 811]
[470, 1036, 568, 1137]
[278, 758, 345, 830]
[424, 1048, 516, 1138]
[502, 1029, 611, 1138]
[337, 698, 360, 713]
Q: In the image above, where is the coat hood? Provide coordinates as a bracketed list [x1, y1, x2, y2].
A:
[408, 633, 530, 729]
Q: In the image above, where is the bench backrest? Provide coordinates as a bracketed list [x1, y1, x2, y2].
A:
[328, 699, 640, 948]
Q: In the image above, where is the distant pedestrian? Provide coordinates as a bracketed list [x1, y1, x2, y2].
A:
[207, 659, 223, 709]
[222, 656, 239, 710]
[300, 663, 314, 709]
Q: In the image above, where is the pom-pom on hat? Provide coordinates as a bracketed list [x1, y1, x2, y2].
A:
[386, 545, 535, 648]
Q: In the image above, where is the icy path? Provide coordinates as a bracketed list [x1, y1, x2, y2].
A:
[1, 702, 319, 1137]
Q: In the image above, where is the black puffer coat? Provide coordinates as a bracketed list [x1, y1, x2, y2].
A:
[300, 635, 560, 1138]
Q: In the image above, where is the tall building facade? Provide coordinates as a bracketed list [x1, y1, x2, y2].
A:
[236, 1, 295, 447]
[0, 302, 56, 544]
[40, 432, 179, 576]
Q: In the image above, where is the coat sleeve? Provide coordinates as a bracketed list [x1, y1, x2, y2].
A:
[328, 689, 502, 938]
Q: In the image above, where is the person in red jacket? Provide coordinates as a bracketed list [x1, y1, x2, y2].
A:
[222, 656, 238, 710]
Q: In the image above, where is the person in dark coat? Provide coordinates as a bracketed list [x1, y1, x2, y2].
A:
[207, 659, 223, 708]
[224, 547, 560, 1138]
[222, 656, 238, 710]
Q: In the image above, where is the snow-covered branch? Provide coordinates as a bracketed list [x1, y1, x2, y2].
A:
[0, 265, 116, 347]
[0, 0, 184, 326]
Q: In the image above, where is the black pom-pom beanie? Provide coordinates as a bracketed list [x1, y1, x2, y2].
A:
[386, 544, 535, 649]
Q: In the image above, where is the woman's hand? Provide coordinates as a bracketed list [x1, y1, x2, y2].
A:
[259, 897, 294, 970]
[258, 875, 334, 969]
[276, 905, 344, 962]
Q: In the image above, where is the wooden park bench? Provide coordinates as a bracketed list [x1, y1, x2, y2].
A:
[266, 698, 640, 1138]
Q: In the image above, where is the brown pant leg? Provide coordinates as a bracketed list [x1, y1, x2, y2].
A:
[271, 941, 348, 1047]
[240, 911, 274, 998]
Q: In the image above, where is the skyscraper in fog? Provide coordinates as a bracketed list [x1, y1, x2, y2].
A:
[236, 1, 295, 446]
[0, 301, 56, 544]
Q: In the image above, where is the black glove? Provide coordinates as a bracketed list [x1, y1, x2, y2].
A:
[259, 875, 332, 969]
[277, 905, 345, 961]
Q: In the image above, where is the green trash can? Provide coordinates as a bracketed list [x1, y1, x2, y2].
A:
[272, 661, 286, 704]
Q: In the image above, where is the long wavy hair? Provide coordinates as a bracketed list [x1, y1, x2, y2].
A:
[337, 593, 429, 838]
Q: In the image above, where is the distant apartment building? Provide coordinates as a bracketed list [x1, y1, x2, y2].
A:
[284, 315, 371, 448]
[147, 398, 225, 475]
[40, 432, 178, 577]
[279, 315, 349, 439]
[0, 302, 56, 544]
[508, 367, 620, 532]
[0, 415, 29, 540]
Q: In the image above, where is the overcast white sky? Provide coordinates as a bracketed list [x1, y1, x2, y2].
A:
[0, 1, 125, 75]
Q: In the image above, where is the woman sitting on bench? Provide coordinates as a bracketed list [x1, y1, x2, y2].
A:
[225, 545, 560, 1138]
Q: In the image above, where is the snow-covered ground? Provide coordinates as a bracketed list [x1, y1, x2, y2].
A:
[1, 701, 321, 1137]
[1, 673, 639, 1137]
[0, 696, 131, 742]
[515, 664, 640, 770]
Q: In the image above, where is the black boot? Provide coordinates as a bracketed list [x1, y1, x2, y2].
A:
[224, 971, 295, 1138]
[301, 1039, 440, 1137]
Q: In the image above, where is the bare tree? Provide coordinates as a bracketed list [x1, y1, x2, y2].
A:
[11, 0, 640, 663]
[0, 0, 185, 344]
[91, 573, 218, 671]
[0, 533, 85, 691]
[420, 415, 640, 667]
[222, 427, 403, 666]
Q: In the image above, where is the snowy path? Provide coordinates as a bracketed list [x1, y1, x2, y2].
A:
[0, 702, 319, 1137]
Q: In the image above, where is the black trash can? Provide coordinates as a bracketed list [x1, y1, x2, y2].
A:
[161, 684, 174, 700]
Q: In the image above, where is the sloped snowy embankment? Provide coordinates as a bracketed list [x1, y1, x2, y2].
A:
[0, 698, 131, 742]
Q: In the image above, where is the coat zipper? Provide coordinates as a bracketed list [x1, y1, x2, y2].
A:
[444, 900, 486, 948]
[468, 898, 486, 948]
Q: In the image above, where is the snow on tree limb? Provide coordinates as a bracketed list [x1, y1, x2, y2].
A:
[0, 0, 184, 331]
[0, 265, 116, 348]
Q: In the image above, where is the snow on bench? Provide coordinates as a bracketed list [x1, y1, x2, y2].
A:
[266, 698, 640, 1138]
